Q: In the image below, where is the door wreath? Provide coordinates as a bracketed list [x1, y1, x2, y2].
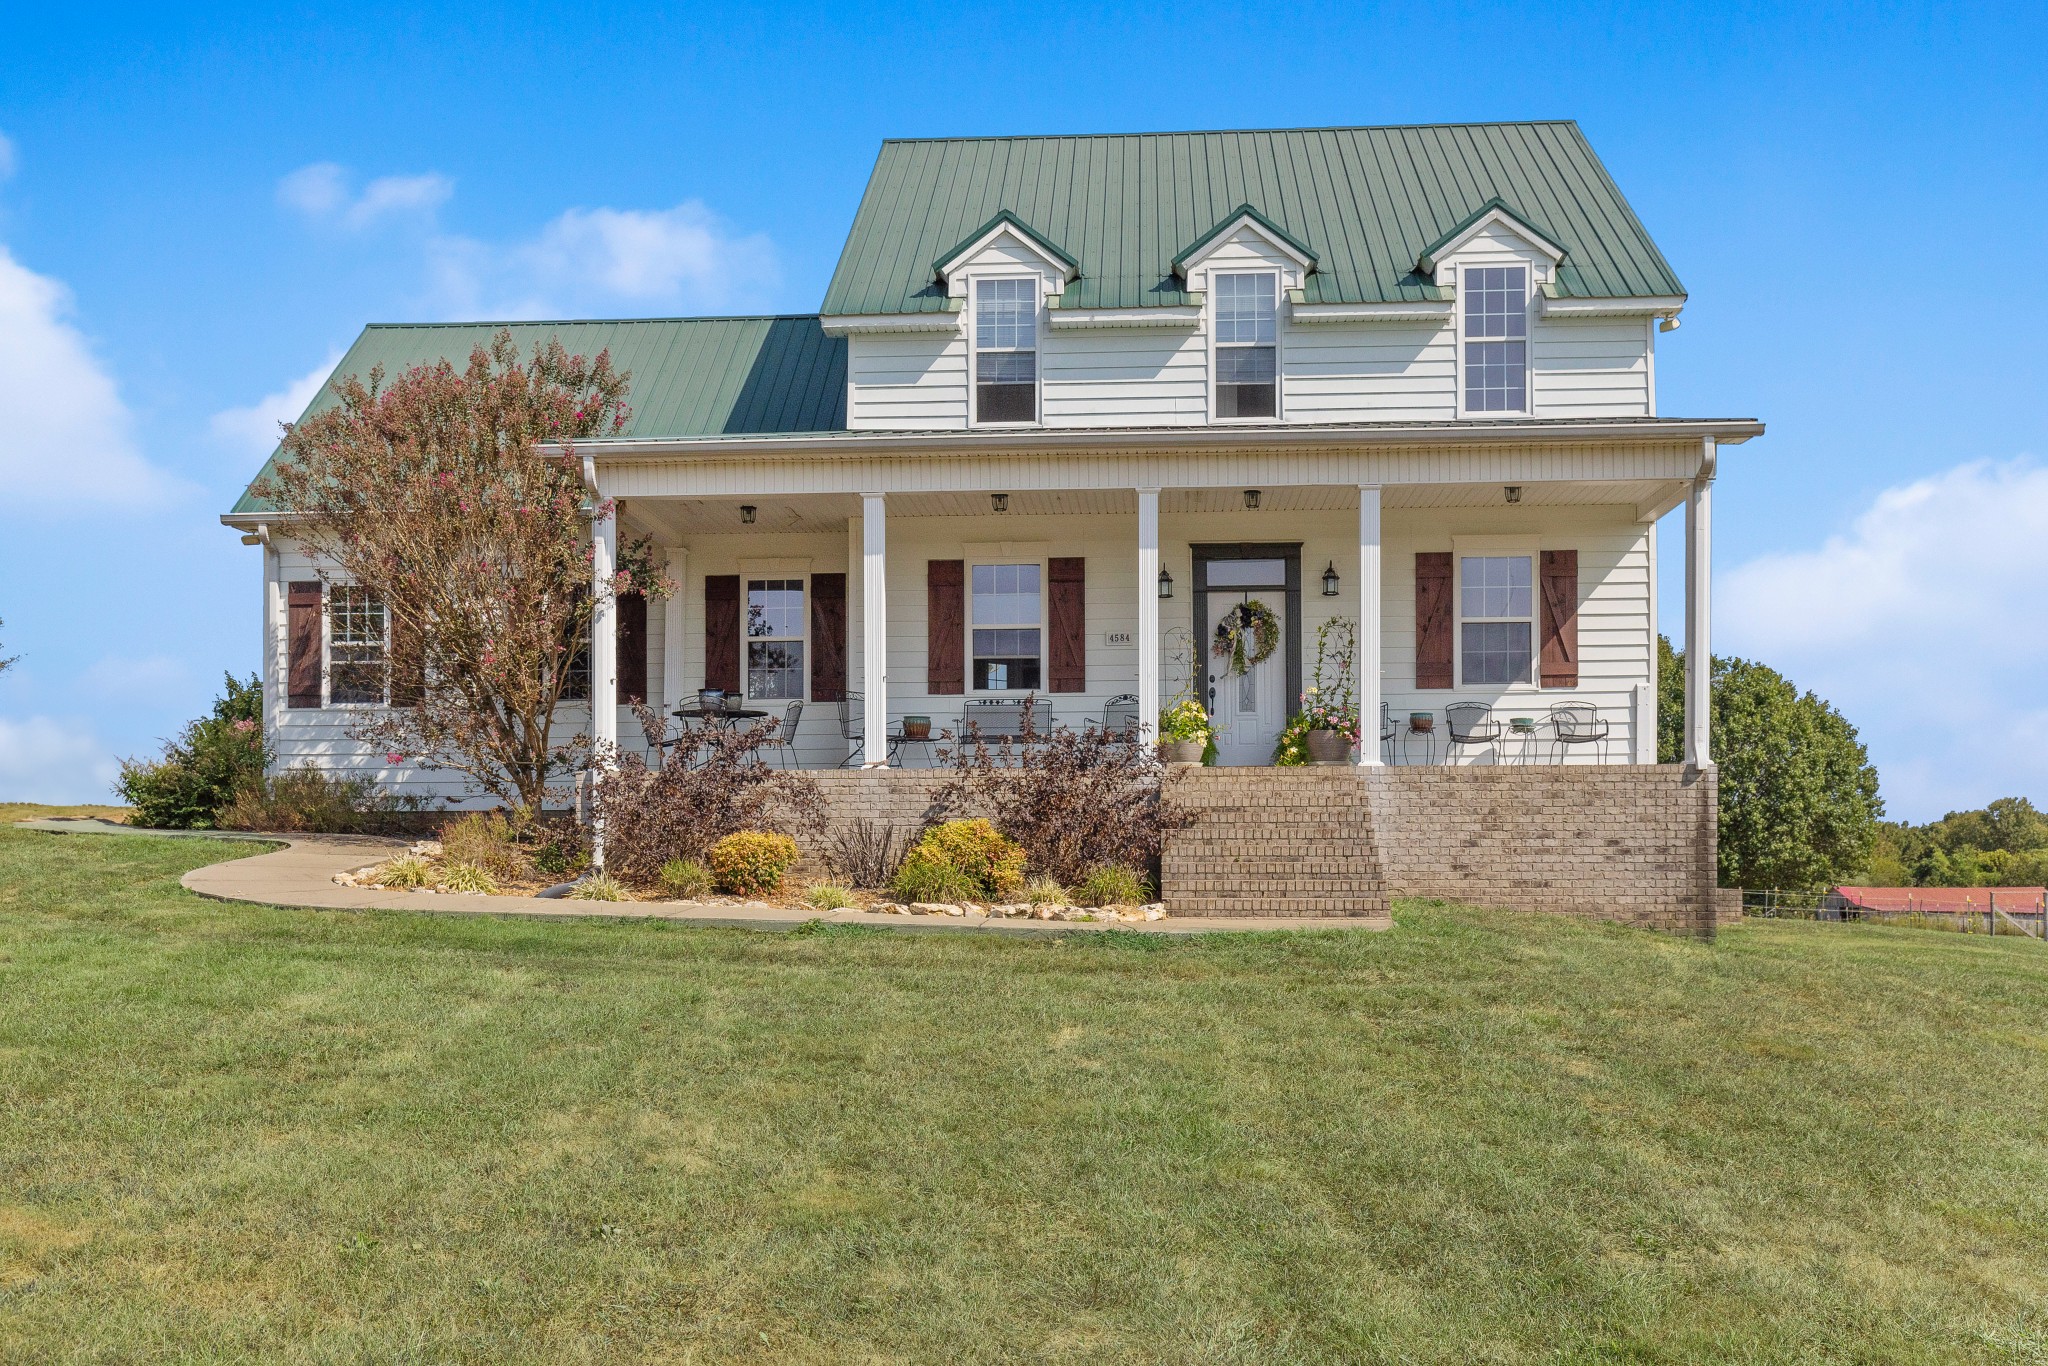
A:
[1212, 599, 1280, 676]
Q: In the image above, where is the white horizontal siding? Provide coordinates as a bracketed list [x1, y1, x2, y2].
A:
[1532, 320, 1651, 418]
[1283, 322, 1458, 422]
[846, 332, 968, 430]
[1040, 328, 1207, 426]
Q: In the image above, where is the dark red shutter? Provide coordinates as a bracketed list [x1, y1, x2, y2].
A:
[1048, 557, 1085, 693]
[287, 581, 322, 708]
[616, 592, 648, 705]
[1414, 553, 1454, 689]
[704, 575, 740, 693]
[390, 609, 424, 708]
[1540, 549, 1580, 688]
[810, 573, 847, 702]
[927, 560, 965, 695]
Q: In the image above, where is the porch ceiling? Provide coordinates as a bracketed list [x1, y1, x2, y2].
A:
[620, 478, 1684, 540]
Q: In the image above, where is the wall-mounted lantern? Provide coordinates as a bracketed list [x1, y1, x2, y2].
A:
[990, 493, 1009, 513]
[1243, 489, 1262, 510]
[1503, 486, 1523, 505]
[1321, 561, 1341, 597]
[1157, 566, 1174, 599]
[739, 504, 757, 524]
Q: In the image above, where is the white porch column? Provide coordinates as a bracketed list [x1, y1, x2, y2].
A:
[1136, 487, 1161, 743]
[1683, 453, 1714, 768]
[661, 546, 688, 721]
[591, 511, 618, 758]
[260, 534, 282, 757]
[1356, 485, 1383, 765]
[861, 493, 888, 766]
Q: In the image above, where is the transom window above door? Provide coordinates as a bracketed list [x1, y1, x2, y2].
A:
[1462, 265, 1528, 413]
[1213, 272, 1278, 419]
[746, 578, 805, 699]
[1459, 554, 1533, 685]
[974, 278, 1039, 424]
[971, 562, 1041, 691]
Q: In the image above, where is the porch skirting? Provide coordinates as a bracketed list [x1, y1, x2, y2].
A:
[806, 765, 1719, 937]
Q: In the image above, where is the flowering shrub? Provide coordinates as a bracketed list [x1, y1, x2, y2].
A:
[218, 766, 422, 834]
[115, 673, 267, 828]
[1273, 714, 1313, 766]
[1157, 699, 1213, 746]
[708, 832, 801, 896]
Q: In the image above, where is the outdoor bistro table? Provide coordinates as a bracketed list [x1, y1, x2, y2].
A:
[659, 704, 772, 763]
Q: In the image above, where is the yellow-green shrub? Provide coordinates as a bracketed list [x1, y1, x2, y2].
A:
[707, 832, 801, 896]
[906, 819, 1025, 898]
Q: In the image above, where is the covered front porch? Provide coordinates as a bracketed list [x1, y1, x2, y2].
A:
[584, 431, 1723, 773]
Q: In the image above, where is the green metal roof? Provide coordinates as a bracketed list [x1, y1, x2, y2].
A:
[821, 121, 1685, 315]
[230, 315, 846, 515]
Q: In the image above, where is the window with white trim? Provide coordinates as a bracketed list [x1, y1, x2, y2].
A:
[974, 278, 1038, 423]
[1463, 265, 1528, 412]
[1214, 271, 1278, 418]
[329, 586, 388, 704]
[746, 578, 806, 699]
[971, 563, 1041, 691]
[1459, 555, 1533, 685]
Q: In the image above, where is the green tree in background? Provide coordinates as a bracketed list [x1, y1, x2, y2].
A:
[1657, 636, 1883, 890]
[115, 674, 266, 829]
[1870, 797, 2048, 888]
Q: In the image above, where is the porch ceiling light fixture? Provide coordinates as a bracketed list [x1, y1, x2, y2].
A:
[1243, 489, 1261, 510]
[1321, 561, 1340, 597]
[991, 492, 1009, 513]
[1503, 486, 1523, 504]
[739, 504, 757, 524]
[1157, 566, 1174, 599]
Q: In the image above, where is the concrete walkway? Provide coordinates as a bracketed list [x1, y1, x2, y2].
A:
[13, 818, 1394, 936]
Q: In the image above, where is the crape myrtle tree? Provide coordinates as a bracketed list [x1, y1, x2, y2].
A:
[256, 331, 661, 813]
[1658, 635, 1883, 889]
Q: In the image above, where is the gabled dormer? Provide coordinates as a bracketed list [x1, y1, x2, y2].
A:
[930, 213, 1078, 426]
[1172, 206, 1317, 422]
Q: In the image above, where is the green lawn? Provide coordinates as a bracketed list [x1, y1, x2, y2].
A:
[5, 829, 2048, 1363]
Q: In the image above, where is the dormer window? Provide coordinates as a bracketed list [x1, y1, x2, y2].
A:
[1214, 272, 1278, 418]
[974, 278, 1038, 424]
[1463, 265, 1528, 413]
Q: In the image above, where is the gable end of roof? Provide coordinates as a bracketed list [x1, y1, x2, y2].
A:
[931, 210, 1079, 283]
[1171, 204, 1319, 277]
[1416, 197, 1568, 275]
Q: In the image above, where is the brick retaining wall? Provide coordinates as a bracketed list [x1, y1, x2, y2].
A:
[803, 764, 1718, 936]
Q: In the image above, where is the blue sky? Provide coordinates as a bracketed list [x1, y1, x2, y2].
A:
[1, 2, 2042, 821]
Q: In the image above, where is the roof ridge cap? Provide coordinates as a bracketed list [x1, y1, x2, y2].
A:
[879, 119, 1582, 145]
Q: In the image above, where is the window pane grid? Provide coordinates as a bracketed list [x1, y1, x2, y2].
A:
[329, 586, 387, 704]
[1215, 272, 1279, 418]
[746, 579, 805, 699]
[1462, 265, 1528, 412]
[975, 278, 1038, 423]
[971, 563, 1041, 691]
[1458, 556, 1534, 685]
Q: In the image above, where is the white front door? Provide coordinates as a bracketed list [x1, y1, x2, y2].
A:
[1211, 606, 1286, 764]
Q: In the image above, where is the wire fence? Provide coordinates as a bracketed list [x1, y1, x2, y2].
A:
[1742, 888, 2048, 939]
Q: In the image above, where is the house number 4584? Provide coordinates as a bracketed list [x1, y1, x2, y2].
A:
[1105, 631, 1133, 647]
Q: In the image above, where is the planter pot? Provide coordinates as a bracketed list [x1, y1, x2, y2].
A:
[902, 716, 932, 740]
[1305, 729, 1354, 764]
[1158, 740, 1205, 764]
[1509, 717, 1537, 735]
[1408, 713, 1435, 733]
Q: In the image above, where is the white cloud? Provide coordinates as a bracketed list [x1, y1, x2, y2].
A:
[80, 654, 191, 705]
[0, 245, 181, 507]
[1721, 458, 2048, 820]
[0, 715, 120, 805]
[209, 351, 340, 456]
[427, 201, 778, 318]
[279, 162, 452, 230]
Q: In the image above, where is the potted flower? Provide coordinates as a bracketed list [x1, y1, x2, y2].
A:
[1299, 687, 1360, 764]
[1157, 699, 1211, 764]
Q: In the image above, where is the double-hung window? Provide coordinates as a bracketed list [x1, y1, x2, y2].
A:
[975, 278, 1038, 424]
[1214, 272, 1278, 418]
[1462, 265, 1528, 413]
[328, 586, 388, 704]
[746, 578, 806, 699]
[1459, 555, 1533, 685]
[971, 563, 1041, 691]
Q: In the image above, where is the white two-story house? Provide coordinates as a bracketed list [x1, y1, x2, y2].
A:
[229, 121, 1755, 801]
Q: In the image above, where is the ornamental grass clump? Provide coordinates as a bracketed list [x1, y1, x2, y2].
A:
[658, 858, 712, 899]
[373, 855, 432, 889]
[805, 884, 858, 911]
[1020, 876, 1070, 908]
[908, 819, 1025, 898]
[568, 872, 626, 902]
[888, 853, 979, 906]
[438, 810, 526, 882]
[438, 862, 499, 895]
[707, 832, 801, 897]
[1077, 865, 1151, 907]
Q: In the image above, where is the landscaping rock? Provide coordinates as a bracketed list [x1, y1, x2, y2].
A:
[408, 840, 443, 858]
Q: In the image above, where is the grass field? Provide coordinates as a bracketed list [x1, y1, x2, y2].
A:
[6, 826, 2048, 1363]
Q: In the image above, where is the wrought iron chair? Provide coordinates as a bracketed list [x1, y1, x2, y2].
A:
[1548, 701, 1610, 764]
[1443, 702, 1503, 765]
[1380, 701, 1397, 764]
[756, 700, 804, 769]
[959, 697, 1034, 752]
[836, 694, 869, 767]
[1101, 693, 1140, 740]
